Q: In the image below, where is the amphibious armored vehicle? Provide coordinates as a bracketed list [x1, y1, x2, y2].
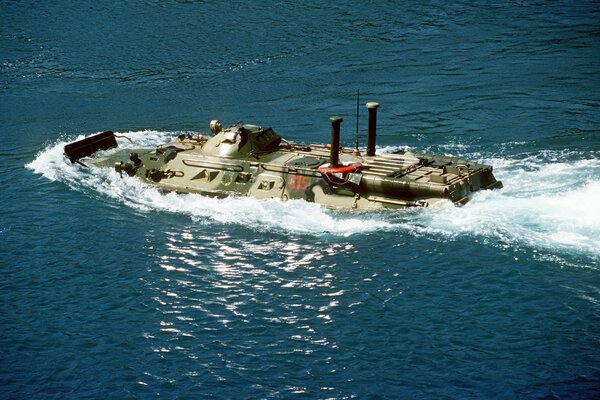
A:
[64, 102, 502, 209]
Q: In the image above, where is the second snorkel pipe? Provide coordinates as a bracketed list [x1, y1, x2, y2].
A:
[366, 102, 379, 157]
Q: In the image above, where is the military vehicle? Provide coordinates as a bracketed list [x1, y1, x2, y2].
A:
[64, 102, 502, 209]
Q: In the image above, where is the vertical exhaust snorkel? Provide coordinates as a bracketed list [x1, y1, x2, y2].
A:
[366, 102, 379, 157]
[329, 116, 343, 167]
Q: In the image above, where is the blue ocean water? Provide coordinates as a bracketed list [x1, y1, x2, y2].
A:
[2, 1, 600, 398]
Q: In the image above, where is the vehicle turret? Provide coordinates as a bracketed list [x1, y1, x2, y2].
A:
[200, 123, 282, 159]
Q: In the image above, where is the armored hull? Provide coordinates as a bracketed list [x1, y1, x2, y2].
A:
[64, 103, 502, 210]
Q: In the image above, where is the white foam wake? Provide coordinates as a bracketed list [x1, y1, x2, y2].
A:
[26, 133, 600, 259]
[413, 152, 600, 264]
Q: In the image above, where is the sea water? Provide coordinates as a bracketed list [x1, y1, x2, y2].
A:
[2, 1, 600, 398]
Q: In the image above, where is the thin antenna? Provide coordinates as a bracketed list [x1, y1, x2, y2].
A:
[354, 89, 360, 155]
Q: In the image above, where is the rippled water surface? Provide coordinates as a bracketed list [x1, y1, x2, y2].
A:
[2, 1, 600, 399]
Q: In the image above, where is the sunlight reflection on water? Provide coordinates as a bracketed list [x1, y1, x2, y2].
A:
[142, 227, 351, 381]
